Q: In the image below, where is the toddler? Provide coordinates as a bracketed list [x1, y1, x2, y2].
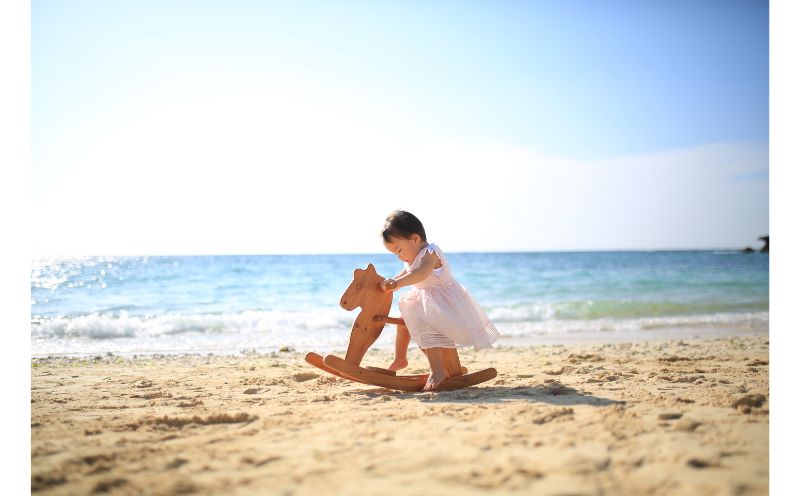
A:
[379, 210, 500, 391]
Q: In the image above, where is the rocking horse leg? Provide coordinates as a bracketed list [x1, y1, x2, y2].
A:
[413, 346, 470, 378]
[422, 347, 467, 376]
[442, 348, 465, 377]
[344, 327, 382, 366]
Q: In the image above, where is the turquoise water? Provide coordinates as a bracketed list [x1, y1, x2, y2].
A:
[30, 250, 769, 356]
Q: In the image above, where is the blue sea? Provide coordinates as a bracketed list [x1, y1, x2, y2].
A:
[30, 251, 769, 357]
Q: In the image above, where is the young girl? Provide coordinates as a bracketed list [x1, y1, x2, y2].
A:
[379, 210, 500, 391]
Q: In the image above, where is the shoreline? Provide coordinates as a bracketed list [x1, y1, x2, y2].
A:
[32, 334, 769, 495]
[31, 324, 768, 360]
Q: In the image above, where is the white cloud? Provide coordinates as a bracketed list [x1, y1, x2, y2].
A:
[32, 89, 768, 256]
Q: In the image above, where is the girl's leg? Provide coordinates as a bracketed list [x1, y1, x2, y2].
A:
[388, 324, 410, 371]
[422, 347, 448, 391]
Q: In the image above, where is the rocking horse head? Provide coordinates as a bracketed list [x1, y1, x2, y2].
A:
[340, 264, 389, 312]
[339, 264, 393, 366]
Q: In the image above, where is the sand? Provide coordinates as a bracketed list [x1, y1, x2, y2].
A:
[31, 335, 768, 495]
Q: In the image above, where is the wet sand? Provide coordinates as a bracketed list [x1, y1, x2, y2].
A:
[31, 335, 768, 495]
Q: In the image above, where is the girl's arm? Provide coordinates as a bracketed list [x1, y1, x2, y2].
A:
[383, 251, 440, 291]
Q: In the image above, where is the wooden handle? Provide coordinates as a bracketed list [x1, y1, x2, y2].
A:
[373, 316, 405, 326]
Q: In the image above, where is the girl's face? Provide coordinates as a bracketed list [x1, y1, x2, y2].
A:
[383, 234, 424, 264]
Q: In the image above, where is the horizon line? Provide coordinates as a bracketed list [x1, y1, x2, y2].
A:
[30, 245, 770, 259]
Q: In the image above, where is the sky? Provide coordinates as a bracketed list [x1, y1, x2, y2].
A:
[31, 0, 769, 255]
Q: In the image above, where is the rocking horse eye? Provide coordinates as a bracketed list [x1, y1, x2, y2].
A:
[356, 284, 363, 290]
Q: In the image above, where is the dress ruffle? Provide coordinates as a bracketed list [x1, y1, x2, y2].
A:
[405, 243, 444, 276]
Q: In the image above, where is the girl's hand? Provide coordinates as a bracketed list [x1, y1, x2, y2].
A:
[381, 278, 398, 292]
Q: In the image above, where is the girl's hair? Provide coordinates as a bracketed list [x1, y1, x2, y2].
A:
[382, 210, 427, 243]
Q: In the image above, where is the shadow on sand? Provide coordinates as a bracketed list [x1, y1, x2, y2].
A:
[348, 383, 621, 406]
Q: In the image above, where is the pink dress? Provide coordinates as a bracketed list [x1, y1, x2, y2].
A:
[398, 243, 500, 350]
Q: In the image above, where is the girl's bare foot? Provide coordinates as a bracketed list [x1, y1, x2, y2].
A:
[388, 358, 408, 372]
[423, 371, 447, 391]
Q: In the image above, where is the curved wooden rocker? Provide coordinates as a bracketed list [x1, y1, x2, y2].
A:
[305, 263, 497, 392]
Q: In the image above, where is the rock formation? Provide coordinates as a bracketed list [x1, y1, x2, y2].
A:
[742, 235, 768, 253]
[758, 235, 769, 253]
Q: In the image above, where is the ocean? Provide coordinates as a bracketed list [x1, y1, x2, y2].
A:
[30, 250, 769, 357]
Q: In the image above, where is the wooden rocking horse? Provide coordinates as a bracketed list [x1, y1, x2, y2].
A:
[305, 264, 497, 392]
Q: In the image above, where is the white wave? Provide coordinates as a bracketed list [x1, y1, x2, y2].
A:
[30, 308, 400, 357]
[486, 303, 556, 322]
[485, 300, 767, 322]
[31, 309, 353, 340]
[30, 308, 769, 357]
[31, 307, 769, 341]
[495, 311, 769, 337]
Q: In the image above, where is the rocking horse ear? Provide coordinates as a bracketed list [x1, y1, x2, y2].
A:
[366, 263, 376, 273]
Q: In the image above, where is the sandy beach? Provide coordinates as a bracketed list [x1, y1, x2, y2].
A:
[31, 334, 768, 495]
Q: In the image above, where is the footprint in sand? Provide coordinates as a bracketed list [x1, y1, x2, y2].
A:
[566, 455, 611, 475]
[567, 353, 603, 363]
[149, 412, 257, 428]
[587, 373, 620, 383]
[687, 457, 720, 469]
[292, 372, 320, 382]
[449, 464, 543, 490]
[674, 418, 702, 432]
[660, 374, 704, 384]
[92, 478, 129, 493]
[31, 473, 67, 491]
[131, 391, 168, 399]
[532, 407, 574, 424]
[165, 458, 189, 470]
[658, 356, 692, 363]
[133, 379, 155, 389]
[518, 382, 574, 396]
[241, 455, 282, 467]
[82, 453, 117, 466]
[122, 412, 257, 431]
[732, 393, 767, 413]
[544, 366, 574, 376]
[242, 377, 273, 386]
